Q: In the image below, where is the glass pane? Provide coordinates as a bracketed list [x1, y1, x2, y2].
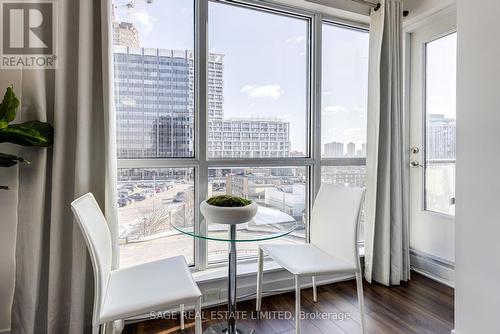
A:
[425, 33, 456, 215]
[208, 2, 309, 158]
[321, 24, 369, 158]
[208, 167, 307, 263]
[113, 0, 194, 158]
[117, 168, 194, 267]
[321, 165, 366, 240]
[425, 163, 455, 215]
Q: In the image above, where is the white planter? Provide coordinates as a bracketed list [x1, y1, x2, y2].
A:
[200, 200, 258, 225]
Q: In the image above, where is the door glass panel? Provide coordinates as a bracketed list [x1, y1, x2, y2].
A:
[425, 32, 456, 215]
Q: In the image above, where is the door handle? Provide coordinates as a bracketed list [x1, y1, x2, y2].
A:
[410, 161, 422, 168]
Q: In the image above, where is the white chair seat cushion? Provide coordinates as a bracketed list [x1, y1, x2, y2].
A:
[260, 244, 357, 276]
[100, 256, 201, 323]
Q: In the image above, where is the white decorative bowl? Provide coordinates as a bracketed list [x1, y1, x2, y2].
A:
[200, 200, 258, 225]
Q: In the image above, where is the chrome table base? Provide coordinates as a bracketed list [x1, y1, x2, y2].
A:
[203, 225, 256, 334]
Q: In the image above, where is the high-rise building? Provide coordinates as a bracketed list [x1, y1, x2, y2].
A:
[113, 22, 140, 48]
[113, 46, 290, 159]
[114, 47, 197, 158]
[324, 141, 343, 157]
[346, 142, 356, 157]
[427, 114, 456, 159]
[356, 143, 367, 157]
[208, 118, 290, 158]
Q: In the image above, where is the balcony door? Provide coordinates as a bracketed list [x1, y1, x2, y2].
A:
[409, 11, 456, 277]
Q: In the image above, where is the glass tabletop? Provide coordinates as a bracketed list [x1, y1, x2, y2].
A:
[171, 206, 297, 242]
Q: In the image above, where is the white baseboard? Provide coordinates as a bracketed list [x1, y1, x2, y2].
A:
[0, 329, 10, 334]
[410, 249, 455, 287]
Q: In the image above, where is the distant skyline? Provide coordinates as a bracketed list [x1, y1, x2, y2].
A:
[113, 0, 369, 154]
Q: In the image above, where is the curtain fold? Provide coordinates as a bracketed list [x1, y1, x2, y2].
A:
[364, 0, 410, 286]
[10, 0, 119, 333]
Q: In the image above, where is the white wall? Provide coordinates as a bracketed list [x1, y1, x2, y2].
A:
[0, 71, 21, 333]
[455, 0, 500, 332]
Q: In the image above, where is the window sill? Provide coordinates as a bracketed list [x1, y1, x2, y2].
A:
[192, 242, 365, 284]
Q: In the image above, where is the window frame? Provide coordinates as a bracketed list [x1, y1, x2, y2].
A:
[115, 0, 370, 271]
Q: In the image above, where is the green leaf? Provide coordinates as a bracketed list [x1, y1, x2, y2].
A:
[0, 86, 20, 129]
[0, 120, 54, 147]
[0, 152, 29, 167]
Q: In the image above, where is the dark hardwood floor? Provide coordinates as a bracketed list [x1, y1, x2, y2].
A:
[123, 272, 454, 334]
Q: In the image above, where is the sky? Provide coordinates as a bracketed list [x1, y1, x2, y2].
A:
[113, 0, 369, 155]
[426, 32, 457, 120]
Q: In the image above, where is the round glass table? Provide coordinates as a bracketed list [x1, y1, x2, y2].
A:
[171, 206, 297, 334]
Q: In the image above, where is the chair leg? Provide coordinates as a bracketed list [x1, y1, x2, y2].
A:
[180, 304, 185, 330]
[295, 275, 301, 334]
[256, 247, 264, 311]
[312, 276, 317, 302]
[195, 297, 202, 334]
[92, 325, 100, 334]
[355, 272, 366, 334]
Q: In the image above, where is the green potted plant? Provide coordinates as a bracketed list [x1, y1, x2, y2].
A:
[0, 86, 54, 190]
[201, 194, 258, 225]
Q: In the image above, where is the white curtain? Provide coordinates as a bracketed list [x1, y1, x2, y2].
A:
[364, 0, 410, 286]
[10, 0, 119, 333]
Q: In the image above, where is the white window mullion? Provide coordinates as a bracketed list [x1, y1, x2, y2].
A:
[195, 0, 209, 270]
[311, 13, 323, 205]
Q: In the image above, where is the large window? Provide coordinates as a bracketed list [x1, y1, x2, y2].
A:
[321, 24, 368, 159]
[112, 0, 369, 269]
[208, 2, 309, 158]
[113, 0, 196, 267]
[320, 23, 369, 233]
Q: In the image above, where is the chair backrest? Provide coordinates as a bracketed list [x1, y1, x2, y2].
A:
[310, 184, 365, 268]
[71, 193, 112, 323]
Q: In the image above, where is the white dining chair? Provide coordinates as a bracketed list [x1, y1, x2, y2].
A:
[256, 184, 366, 334]
[71, 193, 202, 334]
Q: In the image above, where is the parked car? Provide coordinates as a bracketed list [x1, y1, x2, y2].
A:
[156, 186, 167, 193]
[117, 194, 133, 207]
[123, 184, 137, 192]
[118, 197, 130, 207]
[129, 193, 146, 201]
[174, 191, 187, 202]
[144, 189, 155, 198]
[119, 189, 132, 196]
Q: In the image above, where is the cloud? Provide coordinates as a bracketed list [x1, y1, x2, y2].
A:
[132, 11, 157, 35]
[241, 84, 283, 99]
[323, 105, 350, 114]
[285, 36, 306, 44]
[323, 105, 367, 115]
